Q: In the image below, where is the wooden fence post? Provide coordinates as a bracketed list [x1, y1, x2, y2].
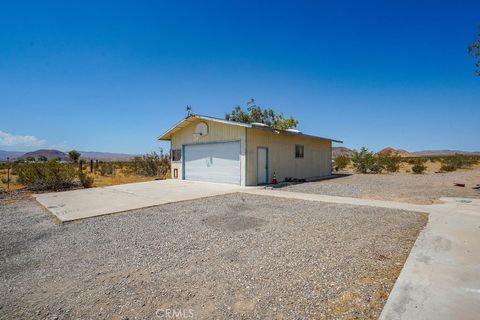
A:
[6, 157, 10, 191]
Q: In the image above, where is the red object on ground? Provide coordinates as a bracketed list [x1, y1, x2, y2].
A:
[272, 172, 278, 184]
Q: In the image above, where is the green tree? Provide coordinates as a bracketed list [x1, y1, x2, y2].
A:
[68, 150, 81, 163]
[468, 26, 480, 76]
[352, 147, 383, 174]
[37, 155, 48, 162]
[378, 151, 401, 173]
[225, 99, 299, 130]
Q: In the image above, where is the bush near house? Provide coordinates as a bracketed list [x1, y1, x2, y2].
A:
[78, 170, 94, 188]
[334, 155, 351, 171]
[378, 151, 402, 173]
[125, 151, 170, 177]
[352, 147, 383, 174]
[16, 160, 77, 191]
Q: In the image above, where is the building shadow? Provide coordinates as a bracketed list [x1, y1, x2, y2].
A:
[267, 171, 352, 188]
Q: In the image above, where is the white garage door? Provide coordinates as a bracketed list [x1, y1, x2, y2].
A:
[184, 141, 241, 185]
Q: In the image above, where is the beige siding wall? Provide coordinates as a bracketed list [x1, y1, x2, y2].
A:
[246, 128, 332, 185]
[170, 119, 247, 185]
[168, 119, 332, 186]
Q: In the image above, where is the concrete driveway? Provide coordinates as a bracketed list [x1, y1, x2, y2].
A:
[33, 181, 480, 318]
[35, 180, 245, 222]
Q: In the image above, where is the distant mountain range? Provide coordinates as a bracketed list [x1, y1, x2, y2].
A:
[332, 147, 355, 158]
[377, 147, 412, 157]
[332, 147, 480, 158]
[1, 148, 479, 162]
[21, 149, 69, 161]
[411, 150, 480, 156]
[0, 150, 24, 160]
[0, 149, 136, 161]
[78, 151, 137, 161]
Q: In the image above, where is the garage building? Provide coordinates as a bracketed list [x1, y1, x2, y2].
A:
[159, 114, 342, 186]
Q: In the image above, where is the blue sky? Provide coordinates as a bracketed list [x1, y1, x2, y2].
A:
[1, 0, 479, 154]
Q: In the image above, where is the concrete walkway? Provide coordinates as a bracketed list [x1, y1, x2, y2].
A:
[241, 188, 429, 212]
[242, 189, 480, 320]
[35, 180, 245, 222]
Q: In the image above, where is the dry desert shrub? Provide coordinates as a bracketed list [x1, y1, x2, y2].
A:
[16, 160, 76, 191]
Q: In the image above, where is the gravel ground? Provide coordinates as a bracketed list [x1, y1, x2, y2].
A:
[1, 194, 426, 320]
[283, 170, 480, 204]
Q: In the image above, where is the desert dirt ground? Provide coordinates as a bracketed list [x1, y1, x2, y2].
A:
[0, 193, 427, 320]
[284, 169, 480, 204]
[89, 169, 158, 187]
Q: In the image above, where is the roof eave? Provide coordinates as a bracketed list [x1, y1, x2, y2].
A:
[158, 116, 191, 141]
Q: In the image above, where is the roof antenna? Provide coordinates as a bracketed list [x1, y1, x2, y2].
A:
[186, 105, 192, 117]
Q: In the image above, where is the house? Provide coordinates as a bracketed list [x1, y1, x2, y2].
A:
[159, 114, 342, 186]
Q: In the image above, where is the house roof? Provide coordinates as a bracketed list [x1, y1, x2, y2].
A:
[158, 114, 343, 143]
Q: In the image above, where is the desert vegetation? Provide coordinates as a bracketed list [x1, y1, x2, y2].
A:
[0, 150, 171, 192]
[225, 98, 299, 130]
[378, 151, 402, 173]
[468, 25, 480, 76]
[124, 151, 170, 177]
[15, 160, 77, 191]
[336, 147, 480, 175]
[411, 159, 427, 174]
[68, 150, 81, 163]
[334, 155, 351, 171]
[438, 153, 479, 172]
[351, 147, 384, 174]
